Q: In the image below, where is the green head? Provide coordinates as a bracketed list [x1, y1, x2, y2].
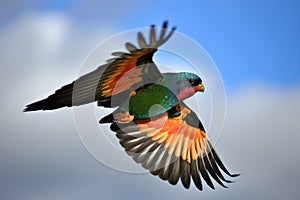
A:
[162, 72, 205, 100]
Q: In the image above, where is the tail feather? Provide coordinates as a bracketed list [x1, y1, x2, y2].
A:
[99, 113, 114, 124]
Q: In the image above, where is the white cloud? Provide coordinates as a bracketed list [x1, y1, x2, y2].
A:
[0, 12, 68, 68]
[218, 84, 300, 199]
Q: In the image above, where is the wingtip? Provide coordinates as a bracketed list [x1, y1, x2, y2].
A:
[230, 173, 241, 177]
[161, 20, 176, 31]
[223, 179, 234, 183]
[209, 185, 216, 190]
[162, 20, 168, 28]
[23, 104, 37, 112]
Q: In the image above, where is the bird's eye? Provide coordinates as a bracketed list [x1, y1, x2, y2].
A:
[188, 79, 194, 84]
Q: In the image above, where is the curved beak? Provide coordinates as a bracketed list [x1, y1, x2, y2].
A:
[196, 84, 205, 92]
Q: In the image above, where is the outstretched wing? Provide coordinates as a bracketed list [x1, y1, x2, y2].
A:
[24, 21, 176, 111]
[109, 103, 239, 190]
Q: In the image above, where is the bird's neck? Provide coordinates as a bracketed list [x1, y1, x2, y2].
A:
[177, 86, 198, 100]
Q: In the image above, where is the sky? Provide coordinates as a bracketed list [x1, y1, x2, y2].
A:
[0, 0, 299, 200]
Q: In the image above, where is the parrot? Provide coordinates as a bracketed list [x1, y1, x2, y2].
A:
[24, 21, 239, 190]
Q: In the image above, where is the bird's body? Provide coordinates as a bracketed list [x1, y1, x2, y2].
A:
[25, 21, 239, 190]
[129, 83, 179, 120]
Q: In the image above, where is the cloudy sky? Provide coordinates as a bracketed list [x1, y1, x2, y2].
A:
[0, 0, 299, 199]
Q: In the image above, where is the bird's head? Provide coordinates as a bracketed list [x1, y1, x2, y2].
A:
[175, 72, 204, 100]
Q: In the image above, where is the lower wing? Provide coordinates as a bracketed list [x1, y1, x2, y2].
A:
[101, 103, 239, 190]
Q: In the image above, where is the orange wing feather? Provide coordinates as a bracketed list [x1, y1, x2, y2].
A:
[135, 105, 207, 163]
[96, 21, 176, 107]
[112, 103, 239, 190]
[99, 49, 156, 98]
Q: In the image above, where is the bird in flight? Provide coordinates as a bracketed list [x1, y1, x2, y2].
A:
[24, 21, 239, 190]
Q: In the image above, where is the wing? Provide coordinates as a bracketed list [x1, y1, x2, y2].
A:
[24, 21, 176, 111]
[109, 103, 239, 190]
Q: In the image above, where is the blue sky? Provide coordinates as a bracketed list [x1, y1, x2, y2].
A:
[1, 1, 300, 200]
[27, 0, 300, 89]
[2, 0, 299, 89]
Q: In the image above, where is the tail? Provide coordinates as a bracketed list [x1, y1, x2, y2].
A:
[99, 113, 114, 123]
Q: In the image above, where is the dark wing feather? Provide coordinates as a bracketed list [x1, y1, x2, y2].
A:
[24, 21, 176, 112]
[104, 103, 239, 190]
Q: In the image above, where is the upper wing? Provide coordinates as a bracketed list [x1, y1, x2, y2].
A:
[110, 103, 239, 190]
[24, 21, 176, 111]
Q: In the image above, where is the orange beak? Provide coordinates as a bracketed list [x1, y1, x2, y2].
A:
[196, 84, 205, 92]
